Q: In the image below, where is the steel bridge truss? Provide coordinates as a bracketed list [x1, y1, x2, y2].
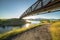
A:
[20, 0, 60, 19]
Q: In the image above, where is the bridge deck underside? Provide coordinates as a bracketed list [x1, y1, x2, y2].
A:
[20, 0, 60, 19]
[25, 2, 60, 16]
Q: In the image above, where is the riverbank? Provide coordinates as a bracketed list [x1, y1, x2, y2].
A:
[0, 21, 60, 40]
[0, 18, 26, 27]
[0, 23, 40, 40]
[5, 24, 51, 40]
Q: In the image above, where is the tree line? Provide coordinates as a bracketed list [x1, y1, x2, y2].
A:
[0, 18, 26, 27]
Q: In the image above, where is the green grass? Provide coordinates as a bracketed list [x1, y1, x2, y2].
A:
[0, 23, 41, 40]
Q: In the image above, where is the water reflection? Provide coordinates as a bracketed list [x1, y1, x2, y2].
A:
[24, 20, 40, 28]
[0, 21, 40, 34]
[25, 23, 30, 28]
[0, 26, 20, 34]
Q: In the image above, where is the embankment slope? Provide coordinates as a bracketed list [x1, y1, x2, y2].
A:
[6, 24, 52, 40]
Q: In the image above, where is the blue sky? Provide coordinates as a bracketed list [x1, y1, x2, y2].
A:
[0, 0, 60, 19]
[0, 0, 36, 19]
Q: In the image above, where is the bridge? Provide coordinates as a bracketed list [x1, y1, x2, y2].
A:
[20, 0, 60, 19]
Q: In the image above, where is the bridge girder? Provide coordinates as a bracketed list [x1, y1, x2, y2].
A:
[20, 0, 60, 19]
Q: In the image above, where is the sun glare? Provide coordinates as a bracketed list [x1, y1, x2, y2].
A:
[23, 16, 37, 19]
[25, 23, 30, 28]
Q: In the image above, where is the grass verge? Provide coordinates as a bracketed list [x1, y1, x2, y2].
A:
[49, 22, 60, 40]
[0, 23, 41, 40]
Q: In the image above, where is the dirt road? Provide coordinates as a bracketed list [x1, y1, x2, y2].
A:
[5, 24, 52, 40]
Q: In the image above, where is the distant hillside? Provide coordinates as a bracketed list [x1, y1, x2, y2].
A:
[26, 18, 60, 21]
